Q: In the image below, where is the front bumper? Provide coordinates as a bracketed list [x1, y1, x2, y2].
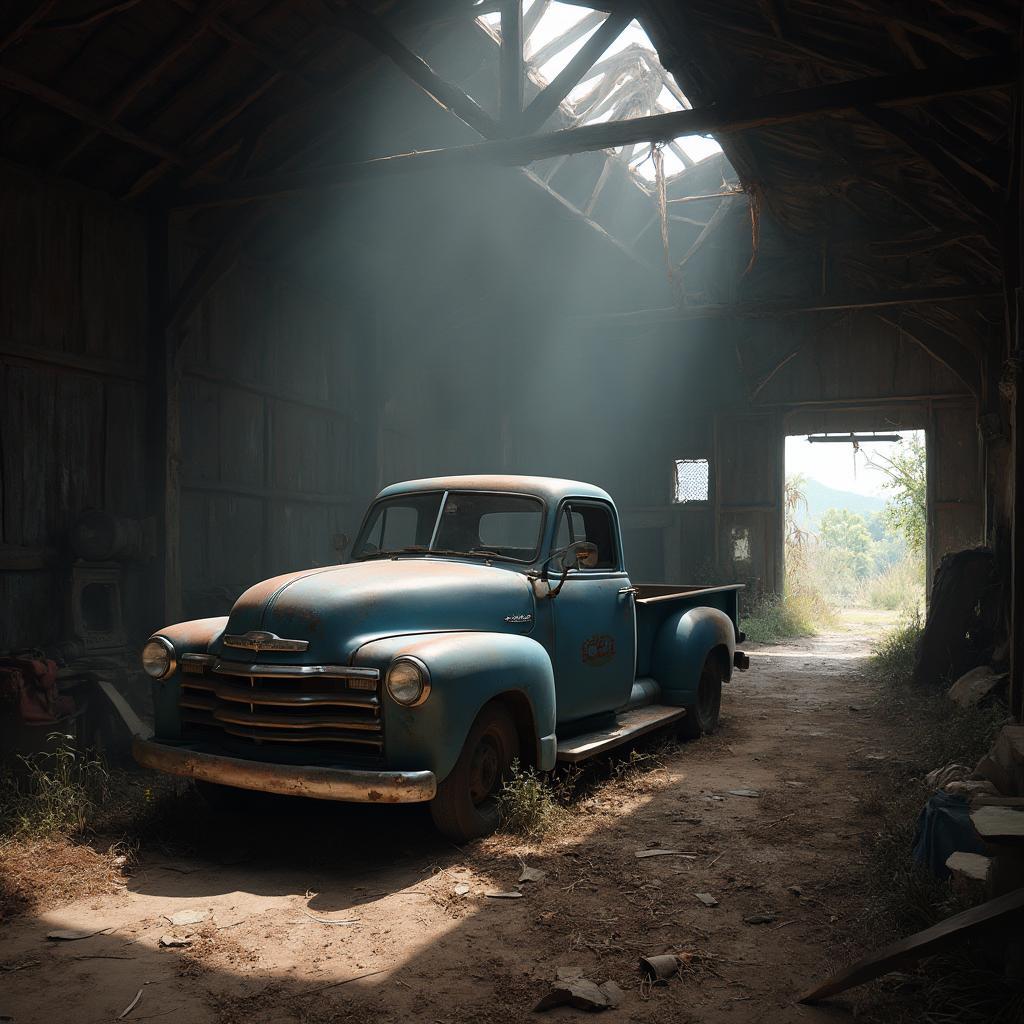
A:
[132, 737, 437, 803]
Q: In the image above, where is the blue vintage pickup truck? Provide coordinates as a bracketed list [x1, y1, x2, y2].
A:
[134, 476, 748, 840]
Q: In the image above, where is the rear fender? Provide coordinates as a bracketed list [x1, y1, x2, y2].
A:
[352, 632, 557, 782]
[651, 607, 735, 707]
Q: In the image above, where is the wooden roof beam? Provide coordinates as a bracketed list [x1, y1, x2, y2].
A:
[575, 286, 1002, 327]
[499, 0, 524, 127]
[52, 0, 232, 174]
[0, 1, 56, 55]
[174, 55, 1015, 211]
[0, 64, 184, 164]
[326, 0, 497, 137]
[859, 105, 1001, 227]
[518, 10, 630, 133]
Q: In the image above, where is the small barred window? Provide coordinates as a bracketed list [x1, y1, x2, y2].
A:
[672, 459, 709, 504]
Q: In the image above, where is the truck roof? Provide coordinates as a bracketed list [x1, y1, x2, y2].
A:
[376, 475, 613, 504]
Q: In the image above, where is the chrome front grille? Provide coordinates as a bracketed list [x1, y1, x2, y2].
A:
[178, 655, 382, 754]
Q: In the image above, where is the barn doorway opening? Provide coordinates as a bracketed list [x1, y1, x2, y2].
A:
[782, 429, 927, 634]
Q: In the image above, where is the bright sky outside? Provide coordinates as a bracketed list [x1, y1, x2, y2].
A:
[478, 1, 723, 177]
[785, 431, 925, 498]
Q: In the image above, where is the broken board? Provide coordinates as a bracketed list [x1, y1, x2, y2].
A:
[799, 887, 1024, 1004]
[556, 705, 686, 763]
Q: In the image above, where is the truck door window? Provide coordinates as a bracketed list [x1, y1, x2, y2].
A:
[556, 503, 618, 570]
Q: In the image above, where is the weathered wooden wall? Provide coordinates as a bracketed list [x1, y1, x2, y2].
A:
[0, 162, 152, 649]
[171, 240, 368, 621]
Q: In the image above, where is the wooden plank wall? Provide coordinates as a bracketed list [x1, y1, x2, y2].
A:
[172, 238, 367, 621]
[0, 162, 151, 650]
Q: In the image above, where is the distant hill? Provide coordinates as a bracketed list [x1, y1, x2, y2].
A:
[793, 478, 886, 528]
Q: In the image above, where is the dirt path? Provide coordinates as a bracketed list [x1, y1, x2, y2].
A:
[0, 615, 901, 1024]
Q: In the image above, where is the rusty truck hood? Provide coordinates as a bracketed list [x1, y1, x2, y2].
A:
[218, 558, 536, 663]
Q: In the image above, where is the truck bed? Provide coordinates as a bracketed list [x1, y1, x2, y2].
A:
[633, 583, 743, 678]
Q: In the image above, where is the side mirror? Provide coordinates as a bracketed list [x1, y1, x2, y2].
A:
[572, 541, 599, 569]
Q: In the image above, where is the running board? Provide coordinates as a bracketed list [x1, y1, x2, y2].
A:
[555, 704, 687, 763]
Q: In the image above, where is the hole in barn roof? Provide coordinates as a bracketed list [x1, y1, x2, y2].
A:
[476, 1, 728, 185]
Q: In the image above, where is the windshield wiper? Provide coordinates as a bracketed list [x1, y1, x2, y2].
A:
[357, 546, 506, 561]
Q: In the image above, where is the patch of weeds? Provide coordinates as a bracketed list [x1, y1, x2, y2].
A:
[869, 609, 924, 686]
[843, 615, 1016, 1024]
[0, 733, 109, 838]
[743, 587, 831, 644]
[497, 760, 567, 839]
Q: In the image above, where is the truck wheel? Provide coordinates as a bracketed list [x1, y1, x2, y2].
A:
[430, 703, 520, 842]
[679, 653, 723, 740]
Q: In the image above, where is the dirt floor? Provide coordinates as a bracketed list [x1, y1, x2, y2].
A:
[0, 611, 908, 1024]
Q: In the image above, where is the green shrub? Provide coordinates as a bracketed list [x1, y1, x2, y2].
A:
[0, 733, 109, 838]
[497, 760, 566, 838]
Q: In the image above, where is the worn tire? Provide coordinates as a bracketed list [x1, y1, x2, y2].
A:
[679, 652, 723, 740]
[429, 703, 520, 842]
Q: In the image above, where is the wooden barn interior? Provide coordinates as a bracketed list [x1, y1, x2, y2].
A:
[1, 1, 1024, 1021]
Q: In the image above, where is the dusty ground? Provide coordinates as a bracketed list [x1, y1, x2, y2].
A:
[0, 612, 907, 1024]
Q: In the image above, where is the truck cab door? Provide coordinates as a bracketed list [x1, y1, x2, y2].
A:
[546, 500, 636, 726]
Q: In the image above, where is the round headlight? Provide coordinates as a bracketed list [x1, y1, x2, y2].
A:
[141, 637, 175, 679]
[386, 657, 430, 707]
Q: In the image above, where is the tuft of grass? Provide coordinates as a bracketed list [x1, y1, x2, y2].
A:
[0, 733, 109, 838]
[869, 609, 923, 686]
[859, 557, 926, 612]
[845, 615, 1015, 1024]
[497, 760, 567, 839]
[743, 586, 833, 644]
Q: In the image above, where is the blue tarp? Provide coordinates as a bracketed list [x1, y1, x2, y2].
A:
[911, 791, 986, 879]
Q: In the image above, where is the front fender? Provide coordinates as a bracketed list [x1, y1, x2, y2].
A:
[150, 617, 229, 739]
[352, 632, 556, 782]
[651, 607, 735, 707]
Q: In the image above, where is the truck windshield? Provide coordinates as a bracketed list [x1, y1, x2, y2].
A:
[353, 491, 544, 563]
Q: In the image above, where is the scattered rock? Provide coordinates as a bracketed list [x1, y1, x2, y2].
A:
[694, 893, 719, 907]
[945, 851, 991, 883]
[743, 913, 777, 925]
[484, 891, 522, 899]
[948, 666, 1006, 709]
[973, 726, 1024, 796]
[599, 981, 624, 1007]
[46, 927, 113, 942]
[728, 789, 760, 798]
[787, 885, 803, 897]
[158, 934, 194, 948]
[165, 910, 206, 927]
[518, 865, 547, 883]
[453, 883, 471, 897]
[534, 977, 614, 1012]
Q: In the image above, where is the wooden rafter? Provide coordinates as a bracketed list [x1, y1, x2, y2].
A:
[35, 0, 144, 33]
[174, 55, 1014, 211]
[328, 0, 497, 137]
[499, 0, 524, 126]
[52, 0, 231, 174]
[877, 311, 981, 395]
[676, 197, 735, 270]
[0, 1, 57, 54]
[529, 8, 604, 68]
[576, 285, 1002, 327]
[859, 105, 1000, 227]
[519, 11, 630, 133]
[0, 64, 184, 164]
